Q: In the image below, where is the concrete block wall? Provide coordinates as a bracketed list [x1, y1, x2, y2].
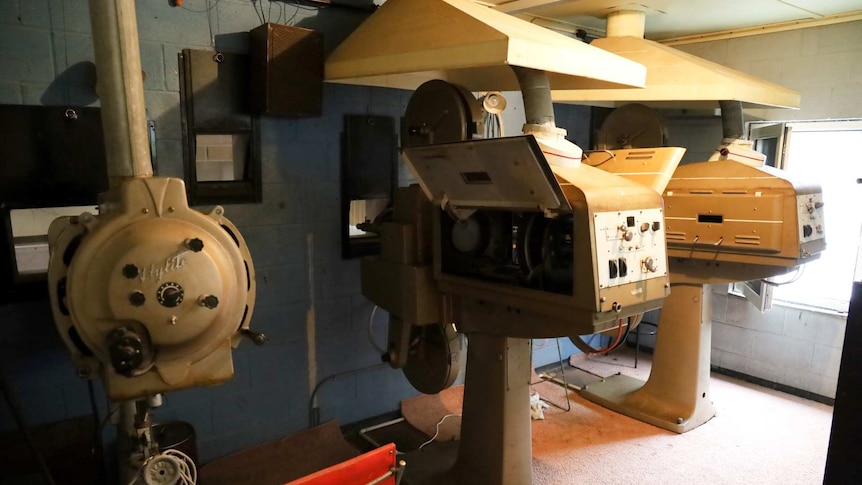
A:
[654, 22, 862, 399]
[675, 21, 862, 121]
[0, 0, 423, 464]
[710, 286, 845, 399]
[0, 0, 598, 464]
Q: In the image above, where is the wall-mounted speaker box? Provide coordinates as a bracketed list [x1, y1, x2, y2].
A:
[249, 23, 324, 117]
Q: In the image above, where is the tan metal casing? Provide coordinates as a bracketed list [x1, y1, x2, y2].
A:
[585, 147, 686, 194]
[361, 186, 441, 327]
[664, 159, 826, 283]
[438, 163, 670, 338]
[48, 177, 255, 401]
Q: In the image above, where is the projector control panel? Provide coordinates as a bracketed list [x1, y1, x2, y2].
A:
[797, 193, 825, 244]
[594, 208, 667, 289]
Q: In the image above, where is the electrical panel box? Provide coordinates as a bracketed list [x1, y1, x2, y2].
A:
[249, 23, 323, 117]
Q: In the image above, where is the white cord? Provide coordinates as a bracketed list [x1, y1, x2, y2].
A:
[368, 305, 387, 354]
[128, 448, 197, 485]
[418, 413, 461, 451]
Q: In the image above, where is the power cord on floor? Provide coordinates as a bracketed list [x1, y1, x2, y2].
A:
[418, 413, 462, 451]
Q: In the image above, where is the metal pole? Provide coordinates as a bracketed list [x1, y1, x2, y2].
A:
[88, 0, 154, 184]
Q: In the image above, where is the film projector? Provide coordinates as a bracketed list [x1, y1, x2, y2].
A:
[45, 1, 260, 483]
[361, 73, 681, 484]
[572, 104, 826, 432]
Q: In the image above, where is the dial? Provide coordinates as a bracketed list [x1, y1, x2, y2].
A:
[156, 282, 184, 308]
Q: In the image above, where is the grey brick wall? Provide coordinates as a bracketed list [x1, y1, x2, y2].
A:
[0, 0, 420, 464]
[0, 0, 595, 465]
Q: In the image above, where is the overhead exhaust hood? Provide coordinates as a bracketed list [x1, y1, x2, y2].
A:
[325, 0, 647, 92]
[552, 10, 800, 109]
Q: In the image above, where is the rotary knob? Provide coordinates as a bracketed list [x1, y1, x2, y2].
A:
[623, 230, 634, 242]
[199, 295, 219, 309]
[644, 256, 658, 273]
[157, 282, 184, 308]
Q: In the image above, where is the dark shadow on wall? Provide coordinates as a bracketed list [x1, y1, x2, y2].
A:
[40, 61, 99, 106]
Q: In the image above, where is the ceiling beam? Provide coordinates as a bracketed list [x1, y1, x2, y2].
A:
[661, 9, 862, 46]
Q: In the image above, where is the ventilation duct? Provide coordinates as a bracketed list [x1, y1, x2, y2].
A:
[325, 0, 647, 92]
[552, 10, 800, 109]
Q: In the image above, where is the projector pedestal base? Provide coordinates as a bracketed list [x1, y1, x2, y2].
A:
[581, 284, 716, 433]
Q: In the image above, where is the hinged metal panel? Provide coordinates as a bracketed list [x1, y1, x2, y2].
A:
[401, 136, 572, 217]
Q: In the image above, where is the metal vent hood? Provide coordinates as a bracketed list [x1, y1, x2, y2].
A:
[325, 0, 647, 92]
[553, 10, 800, 109]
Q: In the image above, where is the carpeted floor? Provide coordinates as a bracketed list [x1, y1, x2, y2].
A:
[402, 346, 833, 485]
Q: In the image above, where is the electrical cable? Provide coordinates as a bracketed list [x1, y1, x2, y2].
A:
[127, 448, 197, 485]
[761, 264, 805, 286]
[178, 0, 222, 13]
[589, 318, 626, 355]
[418, 414, 461, 451]
[582, 149, 617, 167]
[570, 317, 629, 355]
[87, 380, 107, 485]
[368, 305, 387, 354]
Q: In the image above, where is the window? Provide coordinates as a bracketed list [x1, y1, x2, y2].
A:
[734, 120, 862, 314]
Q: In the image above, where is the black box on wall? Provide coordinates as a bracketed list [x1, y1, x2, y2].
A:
[249, 23, 324, 117]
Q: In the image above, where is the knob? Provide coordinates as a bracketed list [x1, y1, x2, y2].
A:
[623, 230, 634, 242]
[122, 264, 139, 279]
[157, 282, 184, 308]
[107, 328, 144, 376]
[129, 291, 146, 307]
[815, 201, 824, 209]
[186, 238, 204, 252]
[640, 222, 650, 233]
[652, 221, 661, 231]
[200, 295, 219, 309]
[806, 204, 814, 214]
[803, 225, 813, 237]
[241, 329, 268, 346]
[644, 256, 658, 273]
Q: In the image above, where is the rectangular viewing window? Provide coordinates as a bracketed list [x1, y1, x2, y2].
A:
[195, 133, 249, 182]
[698, 214, 724, 224]
[10, 206, 96, 275]
[460, 171, 492, 184]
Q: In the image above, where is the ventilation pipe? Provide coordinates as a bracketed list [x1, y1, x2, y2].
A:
[512, 67, 556, 127]
[89, 0, 153, 184]
[511, 66, 582, 168]
[718, 100, 745, 140]
[710, 100, 766, 166]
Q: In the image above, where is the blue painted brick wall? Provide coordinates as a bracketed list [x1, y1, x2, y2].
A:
[0, 0, 595, 465]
